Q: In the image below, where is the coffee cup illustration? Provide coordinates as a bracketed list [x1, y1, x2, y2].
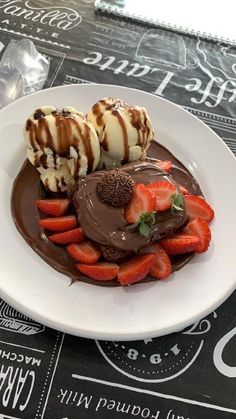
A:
[136, 29, 199, 70]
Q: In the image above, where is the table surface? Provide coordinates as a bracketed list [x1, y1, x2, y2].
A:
[0, 1, 236, 418]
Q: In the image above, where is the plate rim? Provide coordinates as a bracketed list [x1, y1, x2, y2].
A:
[0, 83, 236, 341]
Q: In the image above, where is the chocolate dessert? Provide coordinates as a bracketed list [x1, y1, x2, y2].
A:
[11, 97, 214, 286]
[74, 161, 188, 251]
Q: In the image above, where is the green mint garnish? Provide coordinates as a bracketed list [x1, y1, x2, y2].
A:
[112, 161, 121, 168]
[171, 193, 183, 211]
[139, 221, 151, 237]
[128, 211, 156, 237]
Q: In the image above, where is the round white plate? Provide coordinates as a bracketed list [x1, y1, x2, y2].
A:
[0, 84, 235, 341]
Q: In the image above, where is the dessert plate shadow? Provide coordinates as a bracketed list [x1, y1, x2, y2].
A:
[0, 84, 235, 341]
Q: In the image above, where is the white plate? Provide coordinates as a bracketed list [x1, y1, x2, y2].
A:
[0, 84, 235, 341]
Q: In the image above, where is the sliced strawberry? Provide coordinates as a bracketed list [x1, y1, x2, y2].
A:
[117, 253, 156, 286]
[124, 183, 156, 224]
[35, 199, 70, 216]
[146, 181, 176, 211]
[156, 160, 173, 172]
[149, 243, 172, 280]
[160, 234, 200, 255]
[77, 263, 119, 281]
[184, 217, 211, 253]
[39, 215, 77, 232]
[179, 185, 190, 195]
[67, 241, 101, 264]
[48, 228, 84, 245]
[184, 194, 214, 224]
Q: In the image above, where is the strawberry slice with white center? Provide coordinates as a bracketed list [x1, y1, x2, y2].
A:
[77, 263, 119, 281]
[146, 181, 177, 211]
[39, 215, 77, 232]
[184, 194, 214, 224]
[48, 227, 84, 245]
[124, 183, 156, 224]
[35, 199, 70, 216]
[160, 234, 200, 255]
[184, 217, 211, 253]
[117, 253, 156, 286]
[148, 243, 172, 280]
[67, 240, 101, 264]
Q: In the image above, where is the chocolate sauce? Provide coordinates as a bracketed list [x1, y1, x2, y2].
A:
[26, 110, 96, 173]
[129, 108, 151, 149]
[102, 133, 109, 152]
[34, 109, 45, 120]
[11, 142, 202, 286]
[112, 109, 129, 163]
[39, 154, 48, 169]
[84, 123, 94, 172]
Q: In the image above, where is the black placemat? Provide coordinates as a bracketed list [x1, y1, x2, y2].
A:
[0, 1, 235, 418]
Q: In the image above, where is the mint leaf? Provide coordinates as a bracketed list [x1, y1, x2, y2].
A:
[140, 212, 156, 224]
[139, 221, 150, 237]
[171, 193, 183, 211]
[128, 211, 156, 237]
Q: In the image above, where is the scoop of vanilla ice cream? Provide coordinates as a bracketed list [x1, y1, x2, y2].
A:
[87, 97, 154, 168]
[24, 106, 100, 192]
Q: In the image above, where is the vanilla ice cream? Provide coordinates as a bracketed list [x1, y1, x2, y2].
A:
[24, 106, 100, 192]
[87, 97, 154, 168]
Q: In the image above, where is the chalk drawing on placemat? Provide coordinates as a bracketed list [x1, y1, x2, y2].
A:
[135, 29, 187, 70]
[96, 312, 217, 383]
[0, 300, 45, 335]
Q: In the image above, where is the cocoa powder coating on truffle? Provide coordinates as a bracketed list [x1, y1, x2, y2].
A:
[96, 169, 134, 207]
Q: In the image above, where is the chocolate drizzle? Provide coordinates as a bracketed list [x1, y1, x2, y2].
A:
[84, 123, 94, 173]
[90, 99, 153, 165]
[102, 133, 108, 151]
[112, 109, 129, 163]
[39, 154, 48, 169]
[26, 110, 95, 173]
[56, 114, 71, 154]
[11, 142, 202, 287]
[91, 98, 133, 163]
[33, 109, 45, 120]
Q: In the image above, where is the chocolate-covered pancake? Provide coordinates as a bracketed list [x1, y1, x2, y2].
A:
[74, 161, 186, 251]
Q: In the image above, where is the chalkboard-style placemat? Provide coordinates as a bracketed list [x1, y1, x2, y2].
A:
[0, 1, 235, 417]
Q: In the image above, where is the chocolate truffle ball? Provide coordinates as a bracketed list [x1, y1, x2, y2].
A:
[100, 244, 129, 262]
[96, 169, 134, 207]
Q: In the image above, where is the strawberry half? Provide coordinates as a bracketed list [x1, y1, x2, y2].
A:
[77, 263, 119, 281]
[48, 227, 84, 245]
[160, 234, 200, 255]
[149, 243, 172, 280]
[124, 183, 156, 224]
[156, 160, 173, 172]
[117, 253, 156, 286]
[35, 199, 70, 216]
[39, 215, 77, 232]
[67, 241, 101, 264]
[146, 181, 176, 211]
[184, 217, 211, 253]
[184, 194, 214, 224]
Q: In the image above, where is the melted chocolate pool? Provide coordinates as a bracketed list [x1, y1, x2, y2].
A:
[11, 142, 202, 286]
